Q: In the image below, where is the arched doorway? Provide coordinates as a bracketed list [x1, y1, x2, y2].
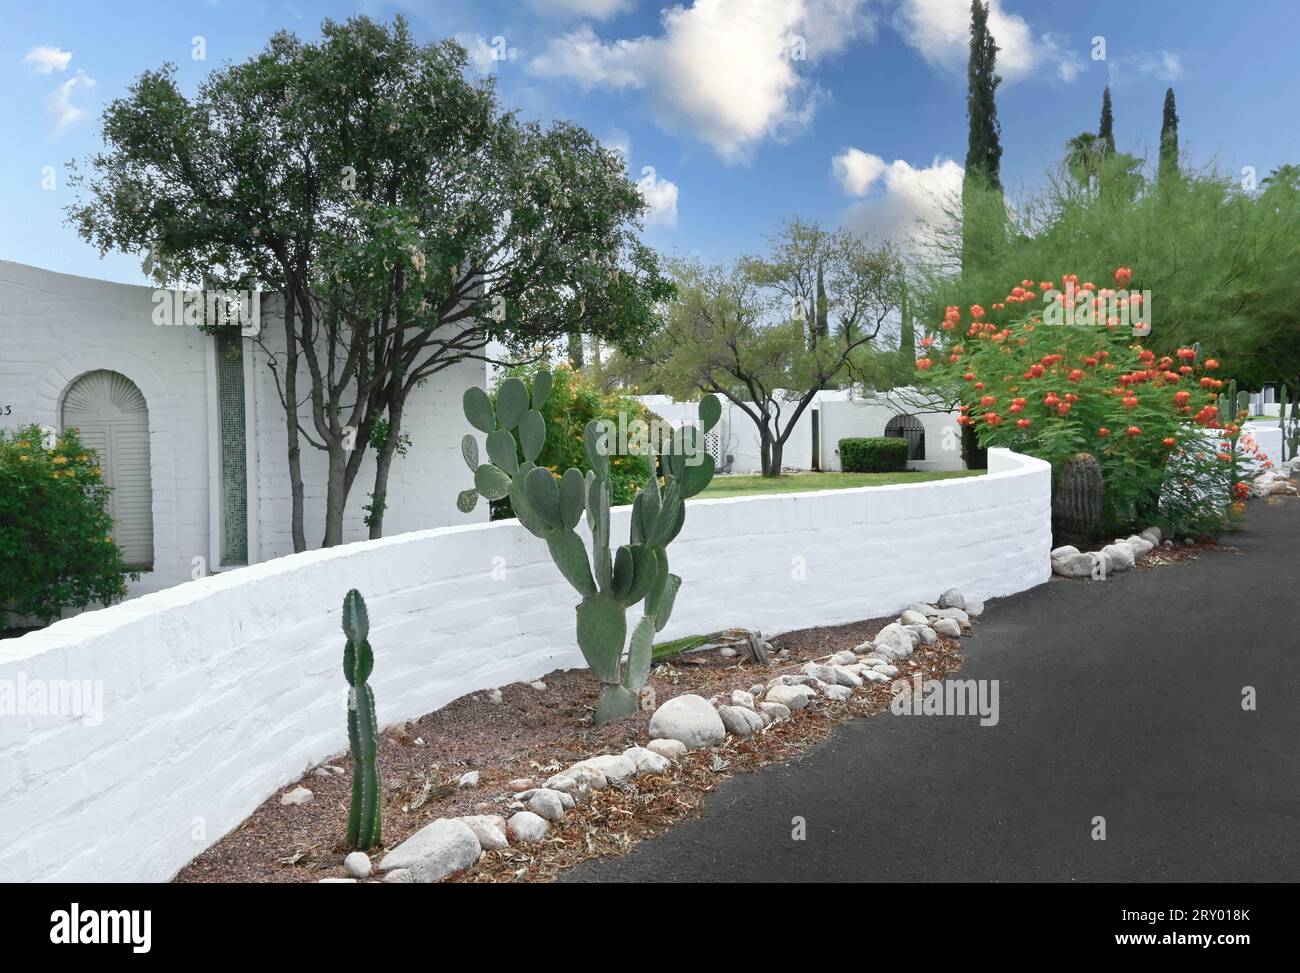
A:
[885, 413, 926, 462]
[61, 370, 154, 569]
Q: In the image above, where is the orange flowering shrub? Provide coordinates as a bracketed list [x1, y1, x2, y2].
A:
[920, 268, 1252, 535]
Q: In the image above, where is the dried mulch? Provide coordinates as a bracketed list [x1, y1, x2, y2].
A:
[175, 615, 965, 884]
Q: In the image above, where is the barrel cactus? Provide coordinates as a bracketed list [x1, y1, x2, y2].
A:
[459, 372, 720, 724]
[342, 589, 382, 850]
[1052, 452, 1104, 546]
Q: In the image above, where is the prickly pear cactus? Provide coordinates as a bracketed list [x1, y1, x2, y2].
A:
[1052, 452, 1104, 546]
[342, 589, 382, 850]
[460, 373, 721, 723]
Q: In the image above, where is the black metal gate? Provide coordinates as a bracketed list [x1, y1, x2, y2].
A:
[884, 414, 925, 461]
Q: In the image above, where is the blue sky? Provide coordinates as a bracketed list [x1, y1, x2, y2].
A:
[2, 0, 1297, 285]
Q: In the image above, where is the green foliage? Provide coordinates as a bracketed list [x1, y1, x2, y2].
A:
[962, 0, 1005, 268]
[839, 437, 910, 473]
[342, 589, 382, 851]
[916, 166, 1300, 396]
[66, 13, 672, 544]
[488, 363, 655, 517]
[919, 276, 1247, 536]
[965, 0, 1003, 190]
[460, 372, 719, 724]
[621, 223, 905, 477]
[1159, 87, 1180, 184]
[1, 424, 135, 627]
[1098, 87, 1116, 155]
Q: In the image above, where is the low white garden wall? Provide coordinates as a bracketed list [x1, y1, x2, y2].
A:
[1241, 423, 1283, 470]
[0, 448, 1051, 882]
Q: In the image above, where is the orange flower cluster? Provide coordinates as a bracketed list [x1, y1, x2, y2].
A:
[921, 267, 1255, 533]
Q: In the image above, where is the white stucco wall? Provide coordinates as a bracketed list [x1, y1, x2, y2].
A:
[1240, 423, 1283, 470]
[247, 304, 488, 560]
[0, 261, 486, 605]
[640, 389, 964, 474]
[0, 261, 213, 596]
[819, 393, 964, 473]
[0, 448, 1051, 882]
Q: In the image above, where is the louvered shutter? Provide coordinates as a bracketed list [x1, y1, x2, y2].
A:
[61, 371, 154, 569]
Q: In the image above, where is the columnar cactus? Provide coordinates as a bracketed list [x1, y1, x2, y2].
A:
[459, 373, 720, 724]
[342, 589, 382, 850]
[1052, 452, 1104, 546]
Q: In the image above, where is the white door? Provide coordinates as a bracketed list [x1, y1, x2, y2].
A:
[61, 370, 154, 569]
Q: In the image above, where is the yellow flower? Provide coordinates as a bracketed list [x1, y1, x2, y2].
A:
[77, 454, 88, 462]
[18, 455, 29, 462]
[104, 535, 113, 543]
[91, 466, 103, 477]
[65, 469, 76, 477]
[52, 455, 68, 465]
[52, 472, 61, 480]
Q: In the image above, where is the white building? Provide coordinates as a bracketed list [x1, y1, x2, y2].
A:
[0, 261, 486, 600]
[639, 388, 964, 474]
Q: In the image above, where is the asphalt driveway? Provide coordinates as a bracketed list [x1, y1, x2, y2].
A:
[565, 499, 1300, 882]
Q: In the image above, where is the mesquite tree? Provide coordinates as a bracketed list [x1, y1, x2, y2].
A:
[67, 15, 669, 548]
[631, 227, 904, 478]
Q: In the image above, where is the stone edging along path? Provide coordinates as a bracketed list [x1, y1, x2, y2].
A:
[336, 588, 987, 884]
[336, 457, 1300, 883]
[1048, 453, 1300, 581]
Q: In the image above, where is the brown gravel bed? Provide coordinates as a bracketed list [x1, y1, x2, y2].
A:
[175, 614, 965, 884]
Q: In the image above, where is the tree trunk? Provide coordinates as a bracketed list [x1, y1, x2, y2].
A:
[759, 430, 774, 478]
[567, 331, 584, 368]
[769, 437, 784, 476]
[367, 405, 403, 540]
[322, 444, 349, 548]
[961, 423, 988, 470]
[283, 289, 307, 552]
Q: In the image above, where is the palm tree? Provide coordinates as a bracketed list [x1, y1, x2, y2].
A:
[1065, 132, 1101, 190]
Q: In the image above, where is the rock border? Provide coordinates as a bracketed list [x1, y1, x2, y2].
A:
[351, 589, 985, 884]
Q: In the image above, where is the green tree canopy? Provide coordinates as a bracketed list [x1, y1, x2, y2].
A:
[68, 15, 670, 547]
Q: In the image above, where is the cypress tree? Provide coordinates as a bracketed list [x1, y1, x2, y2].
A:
[964, 0, 1003, 188]
[1158, 87, 1179, 184]
[897, 279, 915, 372]
[962, 0, 1004, 269]
[814, 260, 828, 349]
[1098, 87, 1115, 155]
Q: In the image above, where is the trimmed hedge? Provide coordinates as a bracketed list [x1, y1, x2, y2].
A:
[839, 436, 910, 473]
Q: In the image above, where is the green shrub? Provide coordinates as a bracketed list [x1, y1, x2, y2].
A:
[1, 424, 135, 626]
[839, 436, 910, 473]
[489, 362, 655, 518]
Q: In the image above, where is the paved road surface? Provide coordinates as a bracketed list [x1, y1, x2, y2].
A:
[565, 500, 1300, 882]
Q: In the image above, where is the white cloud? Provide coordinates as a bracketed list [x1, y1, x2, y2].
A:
[893, 0, 1081, 83]
[529, 0, 637, 19]
[838, 153, 963, 248]
[636, 165, 679, 227]
[529, 0, 876, 163]
[456, 33, 521, 73]
[832, 147, 888, 196]
[1106, 49, 1184, 88]
[47, 69, 96, 133]
[23, 45, 72, 74]
[603, 128, 631, 162]
[1140, 50, 1183, 82]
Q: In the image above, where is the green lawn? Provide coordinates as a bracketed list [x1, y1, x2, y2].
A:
[699, 469, 983, 498]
